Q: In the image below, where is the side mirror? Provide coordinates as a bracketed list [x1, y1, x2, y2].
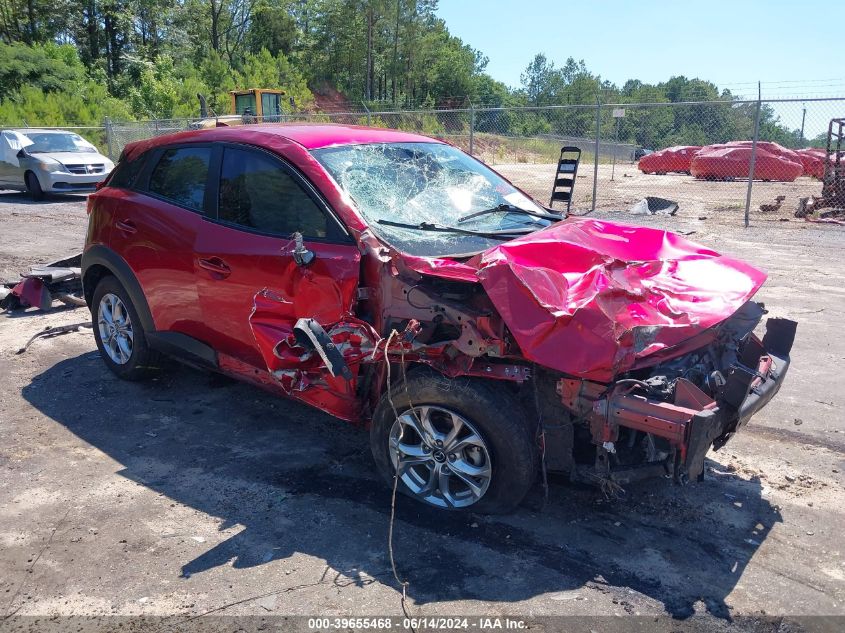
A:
[292, 231, 315, 267]
[16, 148, 25, 158]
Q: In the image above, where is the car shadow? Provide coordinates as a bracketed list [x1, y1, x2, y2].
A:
[22, 352, 780, 619]
[0, 190, 89, 204]
[2, 304, 85, 319]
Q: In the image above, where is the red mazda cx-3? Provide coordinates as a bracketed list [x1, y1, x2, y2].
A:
[84, 124, 795, 513]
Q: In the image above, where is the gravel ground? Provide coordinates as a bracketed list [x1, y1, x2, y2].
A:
[0, 187, 844, 631]
[495, 162, 822, 226]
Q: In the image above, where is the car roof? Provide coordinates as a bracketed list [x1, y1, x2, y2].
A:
[153, 123, 444, 151]
[226, 123, 442, 149]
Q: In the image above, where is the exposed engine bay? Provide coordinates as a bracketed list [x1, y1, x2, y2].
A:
[553, 301, 796, 484]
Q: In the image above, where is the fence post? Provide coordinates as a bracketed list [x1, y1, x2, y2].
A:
[611, 114, 620, 181]
[469, 104, 475, 155]
[104, 116, 115, 161]
[591, 98, 601, 213]
[362, 102, 371, 126]
[744, 82, 762, 228]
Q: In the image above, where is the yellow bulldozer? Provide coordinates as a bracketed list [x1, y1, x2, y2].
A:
[193, 89, 290, 129]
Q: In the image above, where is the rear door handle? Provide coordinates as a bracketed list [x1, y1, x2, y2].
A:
[115, 219, 137, 234]
[198, 257, 231, 279]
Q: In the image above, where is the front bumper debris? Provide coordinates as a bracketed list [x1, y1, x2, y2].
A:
[1, 253, 83, 312]
[558, 317, 797, 483]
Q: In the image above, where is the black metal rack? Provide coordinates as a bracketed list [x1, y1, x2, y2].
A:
[549, 146, 581, 213]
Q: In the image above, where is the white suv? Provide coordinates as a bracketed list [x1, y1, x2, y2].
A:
[0, 129, 114, 200]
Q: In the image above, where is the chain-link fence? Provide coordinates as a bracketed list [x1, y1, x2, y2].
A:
[102, 96, 845, 225]
[0, 125, 108, 151]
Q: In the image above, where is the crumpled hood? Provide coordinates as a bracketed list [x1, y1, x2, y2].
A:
[475, 217, 767, 381]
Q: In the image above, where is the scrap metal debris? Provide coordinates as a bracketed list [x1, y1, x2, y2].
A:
[759, 195, 786, 213]
[796, 205, 845, 225]
[1, 253, 84, 312]
[16, 322, 93, 354]
[628, 196, 679, 216]
[795, 118, 845, 224]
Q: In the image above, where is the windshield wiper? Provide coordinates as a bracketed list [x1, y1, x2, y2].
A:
[376, 219, 534, 240]
[457, 203, 563, 224]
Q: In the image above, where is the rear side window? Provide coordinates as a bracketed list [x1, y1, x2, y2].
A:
[148, 147, 210, 211]
[108, 152, 146, 189]
[217, 147, 327, 237]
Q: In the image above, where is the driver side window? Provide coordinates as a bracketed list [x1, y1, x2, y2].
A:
[217, 147, 327, 238]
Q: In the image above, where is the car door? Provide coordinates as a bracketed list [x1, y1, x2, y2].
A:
[194, 144, 361, 381]
[107, 144, 211, 338]
[0, 131, 26, 189]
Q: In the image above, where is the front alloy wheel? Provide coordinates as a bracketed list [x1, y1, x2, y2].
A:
[389, 405, 492, 508]
[97, 292, 134, 364]
[371, 369, 537, 514]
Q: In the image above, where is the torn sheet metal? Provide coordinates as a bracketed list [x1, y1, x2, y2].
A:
[251, 289, 381, 376]
[399, 253, 479, 283]
[473, 218, 767, 382]
[249, 288, 419, 421]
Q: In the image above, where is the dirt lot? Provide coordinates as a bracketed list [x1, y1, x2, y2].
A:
[496, 162, 823, 226]
[1, 184, 844, 631]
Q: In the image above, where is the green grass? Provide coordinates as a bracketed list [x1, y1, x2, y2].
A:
[471, 132, 618, 165]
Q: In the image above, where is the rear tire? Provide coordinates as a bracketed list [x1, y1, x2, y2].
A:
[370, 369, 537, 514]
[91, 276, 159, 380]
[26, 172, 44, 201]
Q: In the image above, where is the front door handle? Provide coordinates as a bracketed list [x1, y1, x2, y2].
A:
[115, 219, 137, 234]
[198, 257, 231, 279]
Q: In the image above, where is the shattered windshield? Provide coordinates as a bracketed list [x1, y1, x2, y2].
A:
[312, 142, 553, 257]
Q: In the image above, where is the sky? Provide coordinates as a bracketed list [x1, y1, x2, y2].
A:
[436, 0, 844, 137]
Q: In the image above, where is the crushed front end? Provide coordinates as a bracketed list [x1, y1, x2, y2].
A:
[556, 302, 797, 484]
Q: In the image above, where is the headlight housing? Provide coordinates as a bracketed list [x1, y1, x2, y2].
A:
[37, 158, 68, 173]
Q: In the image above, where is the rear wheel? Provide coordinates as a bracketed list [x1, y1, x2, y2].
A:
[26, 172, 44, 201]
[92, 276, 159, 380]
[371, 369, 537, 513]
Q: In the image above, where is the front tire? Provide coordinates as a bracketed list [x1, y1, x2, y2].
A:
[26, 172, 44, 201]
[370, 369, 537, 514]
[91, 276, 159, 380]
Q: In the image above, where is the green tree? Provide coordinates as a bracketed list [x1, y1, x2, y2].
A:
[126, 55, 180, 118]
[0, 41, 85, 95]
[248, 2, 297, 57]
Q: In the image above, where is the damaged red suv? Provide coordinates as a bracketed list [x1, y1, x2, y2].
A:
[83, 125, 796, 513]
